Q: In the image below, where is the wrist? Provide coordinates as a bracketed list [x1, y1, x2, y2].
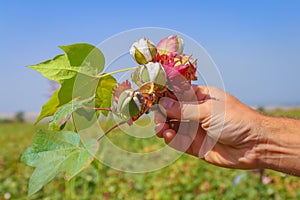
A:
[255, 115, 300, 176]
[255, 115, 279, 170]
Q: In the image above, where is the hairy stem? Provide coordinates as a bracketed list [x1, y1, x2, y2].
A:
[97, 67, 138, 78]
[96, 121, 127, 142]
[82, 106, 112, 111]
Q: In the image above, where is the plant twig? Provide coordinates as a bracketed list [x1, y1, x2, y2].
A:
[96, 121, 127, 142]
[98, 67, 138, 78]
[82, 106, 112, 111]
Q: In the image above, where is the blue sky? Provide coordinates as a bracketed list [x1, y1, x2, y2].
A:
[1, 0, 300, 112]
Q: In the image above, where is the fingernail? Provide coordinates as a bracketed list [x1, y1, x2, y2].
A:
[154, 123, 163, 132]
[160, 98, 175, 109]
[165, 130, 174, 139]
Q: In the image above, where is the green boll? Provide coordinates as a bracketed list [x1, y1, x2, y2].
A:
[131, 62, 167, 90]
[117, 89, 142, 120]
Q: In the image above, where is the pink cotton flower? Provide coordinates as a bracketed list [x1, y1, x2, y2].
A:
[156, 35, 183, 56]
[156, 53, 197, 92]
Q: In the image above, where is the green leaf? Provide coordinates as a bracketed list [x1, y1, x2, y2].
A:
[60, 43, 105, 74]
[95, 75, 117, 116]
[21, 130, 98, 196]
[30, 43, 108, 123]
[35, 89, 60, 124]
[70, 75, 117, 131]
[28, 54, 76, 82]
[49, 97, 94, 131]
[35, 73, 100, 123]
[28, 44, 105, 83]
[62, 74, 99, 100]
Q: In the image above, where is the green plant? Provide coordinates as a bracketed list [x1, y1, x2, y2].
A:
[22, 35, 199, 196]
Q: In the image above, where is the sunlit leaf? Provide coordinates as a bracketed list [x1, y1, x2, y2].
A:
[28, 54, 92, 82]
[29, 44, 104, 83]
[35, 89, 60, 124]
[60, 43, 105, 74]
[95, 75, 117, 116]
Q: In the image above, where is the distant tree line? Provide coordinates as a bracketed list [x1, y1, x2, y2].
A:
[0, 111, 25, 123]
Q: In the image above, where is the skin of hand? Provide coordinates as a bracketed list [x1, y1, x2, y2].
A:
[155, 85, 300, 176]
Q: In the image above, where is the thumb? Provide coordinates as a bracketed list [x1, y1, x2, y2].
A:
[159, 97, 209, 122]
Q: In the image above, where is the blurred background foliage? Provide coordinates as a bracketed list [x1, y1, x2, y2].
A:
[0, 108, 300, 200]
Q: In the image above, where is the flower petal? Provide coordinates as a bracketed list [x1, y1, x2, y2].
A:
[157, 35, 183, 55]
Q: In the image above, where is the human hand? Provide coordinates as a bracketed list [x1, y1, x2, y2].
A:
[155, 85, 264, 170]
